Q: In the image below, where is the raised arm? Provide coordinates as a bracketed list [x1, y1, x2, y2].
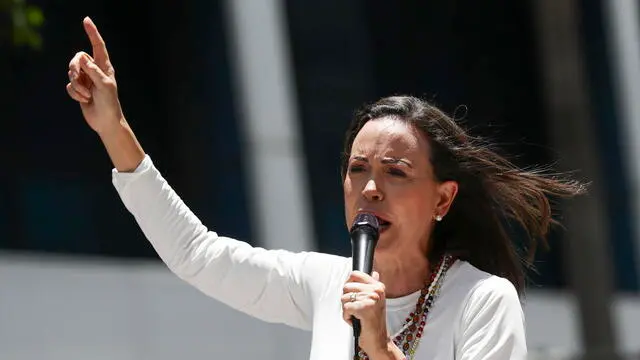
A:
[112, 155, 346, 329]
[66, 16, 345, 330]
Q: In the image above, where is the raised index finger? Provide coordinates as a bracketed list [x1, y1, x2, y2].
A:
[82, 16, 110, 71]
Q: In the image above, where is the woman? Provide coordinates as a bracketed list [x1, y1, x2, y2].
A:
[66, 17, 584, 360]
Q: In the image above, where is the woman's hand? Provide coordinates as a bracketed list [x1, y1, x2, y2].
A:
[66, 16, 123, 136]
[66, 16, 144, 172]
[342, 271, 402, 359]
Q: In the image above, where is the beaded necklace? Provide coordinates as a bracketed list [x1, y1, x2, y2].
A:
[355, 254, 455, 360]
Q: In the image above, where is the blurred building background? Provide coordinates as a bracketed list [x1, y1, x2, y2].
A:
[1, 0, 639, 359]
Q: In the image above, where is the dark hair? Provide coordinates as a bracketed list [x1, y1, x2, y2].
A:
[341, 95, 586, 294]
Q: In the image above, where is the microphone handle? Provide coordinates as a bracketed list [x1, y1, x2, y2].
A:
[350, 231, 377, 357]
[352, 232, 376, 274]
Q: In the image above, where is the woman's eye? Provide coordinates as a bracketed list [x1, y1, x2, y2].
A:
[388, 168, 407, 177]
[349, 165, 366, 173]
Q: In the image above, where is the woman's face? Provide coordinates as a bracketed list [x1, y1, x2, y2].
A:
[343, 117, 458, 256]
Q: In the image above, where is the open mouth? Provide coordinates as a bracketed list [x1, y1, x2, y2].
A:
[376, 217, 392, 233]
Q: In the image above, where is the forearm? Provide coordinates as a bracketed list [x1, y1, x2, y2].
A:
[98, 117, 145, 172]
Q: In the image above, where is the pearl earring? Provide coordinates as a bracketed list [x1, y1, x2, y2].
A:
[435, 215, 443, 222]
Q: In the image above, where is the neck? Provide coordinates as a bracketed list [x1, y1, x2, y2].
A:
[373, 252, 432, 298]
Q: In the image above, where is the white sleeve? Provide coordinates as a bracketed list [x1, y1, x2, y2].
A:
[455, 276, 528, 360]
[111, 155, 344, 330]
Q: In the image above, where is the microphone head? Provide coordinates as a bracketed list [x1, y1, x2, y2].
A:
[350, 212, 380, 238]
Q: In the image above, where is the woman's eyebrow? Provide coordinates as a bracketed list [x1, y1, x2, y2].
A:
[381, 157, 413, 168]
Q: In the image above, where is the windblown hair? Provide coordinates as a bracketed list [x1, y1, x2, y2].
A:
[340, 95, 586, 294]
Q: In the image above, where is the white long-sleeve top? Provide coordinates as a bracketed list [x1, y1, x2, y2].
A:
[111, 155, 527, 360]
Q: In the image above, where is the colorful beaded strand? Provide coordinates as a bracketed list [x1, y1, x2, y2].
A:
[404, 255, 453, 359]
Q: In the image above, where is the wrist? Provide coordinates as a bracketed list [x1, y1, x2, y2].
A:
[368, 339, 405, 360]
[96, 116, 128, 139]
[96, 116, 145, 172]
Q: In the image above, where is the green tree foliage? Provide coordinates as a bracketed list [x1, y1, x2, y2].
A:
[1, 0, 44, 49]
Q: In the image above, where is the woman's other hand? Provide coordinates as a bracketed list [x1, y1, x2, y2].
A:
[342, 271, 402, 359]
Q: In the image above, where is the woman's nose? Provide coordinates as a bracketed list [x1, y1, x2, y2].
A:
[362, 179, 383, 202]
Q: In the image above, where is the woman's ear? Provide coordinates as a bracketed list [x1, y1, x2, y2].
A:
[435, 180, 459, 218]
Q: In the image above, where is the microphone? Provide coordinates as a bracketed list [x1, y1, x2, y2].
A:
[349, 212, 380, 352]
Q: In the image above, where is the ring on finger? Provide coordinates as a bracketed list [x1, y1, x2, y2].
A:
[350, 292, 358, 302]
